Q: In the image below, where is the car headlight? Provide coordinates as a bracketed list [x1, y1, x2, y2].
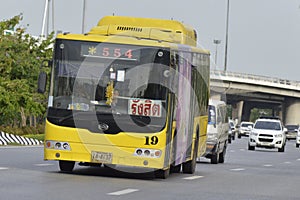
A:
[275, 134, 283, 138]
[250, 132, 258, 136]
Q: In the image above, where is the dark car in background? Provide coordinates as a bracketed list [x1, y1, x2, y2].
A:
[285, 125, 298, 140]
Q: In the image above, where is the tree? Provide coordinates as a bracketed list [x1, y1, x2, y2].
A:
[0, 14, 54, 127]
[250, 108, 272, 122]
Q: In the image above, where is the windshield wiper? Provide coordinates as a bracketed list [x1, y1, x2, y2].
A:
[58, 110, 116, 124]
[58, 112, 84, 123]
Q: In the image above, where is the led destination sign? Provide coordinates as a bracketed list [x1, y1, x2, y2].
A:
[81, 44, 140, 61]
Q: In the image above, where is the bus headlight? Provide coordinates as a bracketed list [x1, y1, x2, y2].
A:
[45, 140, 71, 150]
[134, 148, 161, 158]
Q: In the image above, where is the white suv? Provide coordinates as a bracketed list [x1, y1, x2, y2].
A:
[248, 117, 287, 152]
[296, 127, 300, 148]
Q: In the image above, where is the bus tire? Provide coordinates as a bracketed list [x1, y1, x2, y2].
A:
[170, 164, 181, 173]
[154, 167, 170, 179]
[59, 160, 75, 172]
[182, 139, 198, 174]
[182, 156, 196, 174]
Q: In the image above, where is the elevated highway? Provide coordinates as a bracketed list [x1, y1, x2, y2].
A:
[210, 70, 300, 125]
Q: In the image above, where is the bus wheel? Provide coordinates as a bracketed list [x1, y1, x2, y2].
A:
[182, 156, 197, 174]
[170, 164, 181, 173]
[59, 160, 75, 172]
[182, 146, 197, 174]
[154, 168, 170, 179]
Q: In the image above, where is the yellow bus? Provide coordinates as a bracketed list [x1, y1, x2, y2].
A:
[38, 16, 210, 178]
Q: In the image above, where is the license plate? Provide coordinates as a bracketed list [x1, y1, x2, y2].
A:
[261, 142, 271, 146]
[91, 151, 112, 164]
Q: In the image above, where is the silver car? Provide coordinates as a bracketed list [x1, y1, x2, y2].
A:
[285, 125, 298, 140]
[238, 121, 254, 138]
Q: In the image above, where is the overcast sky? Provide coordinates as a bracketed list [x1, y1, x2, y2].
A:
[1, 0, 300, 81]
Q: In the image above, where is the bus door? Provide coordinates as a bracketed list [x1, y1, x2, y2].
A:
[173, 46, 194, 165]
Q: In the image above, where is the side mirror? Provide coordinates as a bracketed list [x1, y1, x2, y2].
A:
[283, 128, 288, 132]
[37, 60, 51, 93]
[37, 71, 47, 93]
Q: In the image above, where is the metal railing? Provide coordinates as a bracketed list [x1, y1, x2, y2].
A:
[210, 70, 300, 90]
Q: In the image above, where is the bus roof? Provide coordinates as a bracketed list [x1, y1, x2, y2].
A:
[88, 16, 198, 46]
[55, 16, 209, 54]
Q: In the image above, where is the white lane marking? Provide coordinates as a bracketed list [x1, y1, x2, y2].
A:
[34, 163, 54, 167]
[263, 164, 273, 167]
[284, 161, 291, 164]
[107, 189, 139, 196]
[240, 149, 245, 151]
[0, 145, 43, 149]
[229, 150, 235, 153]
[0, 167, 9, 170]
[230, 168, 245, 171]
[183, 175, 204, 180]
[297, 158, 300, 161]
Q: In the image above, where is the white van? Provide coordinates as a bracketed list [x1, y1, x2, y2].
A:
[204, 99, 229, 164]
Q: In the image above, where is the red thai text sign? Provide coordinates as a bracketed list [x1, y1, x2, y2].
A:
[129, 99, 162, 117]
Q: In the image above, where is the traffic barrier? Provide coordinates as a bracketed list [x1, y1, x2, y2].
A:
[0, 131, 43, 146]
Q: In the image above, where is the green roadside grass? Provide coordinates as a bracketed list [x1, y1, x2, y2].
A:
[23, 134, 45, 142]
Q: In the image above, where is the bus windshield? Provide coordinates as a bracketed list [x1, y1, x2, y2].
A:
[48, 39, 170, 133]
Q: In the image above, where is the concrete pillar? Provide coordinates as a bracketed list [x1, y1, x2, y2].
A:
[232, 101, 244, 124]
[237, 101, 244, 124]
[283, 98, 300, 125]
[242, 102, 251, 121]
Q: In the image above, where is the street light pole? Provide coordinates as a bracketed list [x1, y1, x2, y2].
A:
[41, 0, 48, 37]
[224, 0, 230, 71]
[41, 0, 54, 37]
[213, 39, 221, 67]
[82, 0, 87, 33]
[52, 0, 54, 32]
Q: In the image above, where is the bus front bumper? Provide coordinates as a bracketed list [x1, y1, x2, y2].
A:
[44, 141, 166, 170]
